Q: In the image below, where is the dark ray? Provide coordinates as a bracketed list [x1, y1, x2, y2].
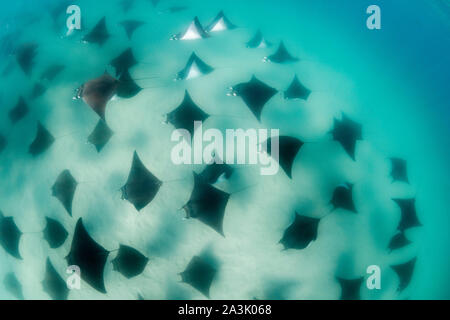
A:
[121, 151, 163, 211]
[87, 119, 114, 152]
[16, 43, 38, 75]
[280, 213, 320, 250]
[171, 17, 209, 41]
[391, 257, 417, 292]
[284, 75, 311, 100]
[43, 217, 68, 249]
[150, 0, 160, 7]
[9, 96, 29, 124]
[331, 183, 357, 213]
[331, 113, 362, 160]
[117, 69, 142, 98]
[40, 64, 65, 82]
[206, 11, 237, 32]
[166, 90, 210, 138]
[28, 122, 55, 156]
[392, 198, 422, 232]
[265, 42, 299, 64]
[120, 20, 145, 40]
[263, 136, 303, 179]
[30, 82, 47, 99]
[199, 161, 234, 185]
[110, 48, 138, 77]
[183, 172, 230, 236]
[246, 30, 272, 49]
[4, 273, 24, 300]
[388, 232, 412, 251]
[0, 211, 22, 259]
[0, 134, 6, 154]
[336, 277, 364, 300]
[229, 76, 278, 122]
[176, 52, 214, 80]
[180, 255, 217, 298]
[42, 258, 69, 300]
[112, 245, 149, 279]
[82, 17, 110, 46]
[66, 219, 109, 293]
[75, 73, 119, 119]
[390, 157, 409, 183]
[51, 170, 78, 216]
[120, 0, 135, 13]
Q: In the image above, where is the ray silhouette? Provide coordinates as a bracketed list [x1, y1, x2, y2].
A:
[83, 17, 110, 46]
[390, 157, 409, 183]
[40, 64, 65, 82]
[171, 17, 209, 41]
[117, 69, 142, 98]
[180, 255, 217, 298]
[51, 170, 78, 216]
[9, 96, 29, 124]
[43, 217, 68, 249]
[336, 277, 364, 300]
[280, 213, 320, 250]
[43, 258, 69, 300]
[199, 161, 234, 185]
[183, 172, 230, 236]
[166, 90, 210, 138]
[120, 20, 145, 40]
[110, 48, 138, 77]
[176, 52, 214, 80]
[0, 211, 22, 259]
[392, 198, 422, 232]
[75, 73, 119, 119]
[263, 136, 304, 179]
[87, 119, 114, 152]
[331, 113, 362, 160]
[284, 75, 311, 100]
[331, 183, 357, 213]
[246, 30, 272, 49]
[264, 42, 299, 64]
[388, 232, 412, 251]
[29, 122, 55, 156]
[229, 76, 278, 122]
[112, 245, 149, 279]
[121, 151, 163, 211]
[391, 257, 417, 292]
[206, 11, 237, 33]
[30, 82, 47, 99]
[66, 219, 109, 293]
[16, 43, 38, 75]
[4, 273, 24, 300]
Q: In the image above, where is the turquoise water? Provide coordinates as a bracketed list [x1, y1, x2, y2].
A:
[0, 0, 449, 299]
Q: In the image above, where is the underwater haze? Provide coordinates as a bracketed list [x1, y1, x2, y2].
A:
[0, 0, 449, 300]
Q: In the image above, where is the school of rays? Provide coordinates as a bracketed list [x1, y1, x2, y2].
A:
[0, 0, 421, 300]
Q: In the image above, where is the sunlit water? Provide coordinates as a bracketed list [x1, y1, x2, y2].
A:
[0, 0, 449, 299]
